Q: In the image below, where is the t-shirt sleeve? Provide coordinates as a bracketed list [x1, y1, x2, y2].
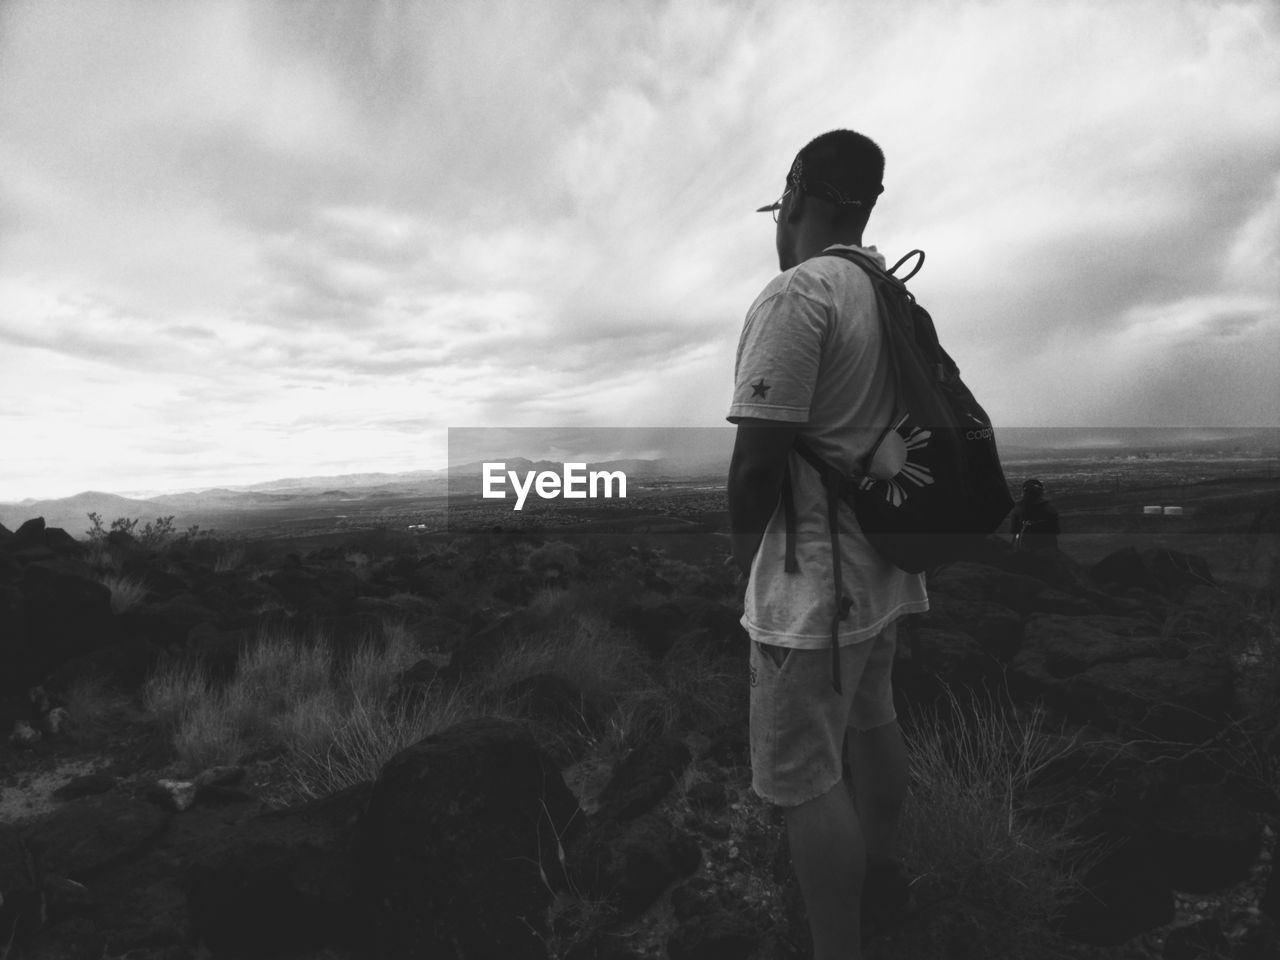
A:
[727, 285, 830, 423]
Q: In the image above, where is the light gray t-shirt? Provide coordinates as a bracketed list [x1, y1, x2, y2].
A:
[727, 243, 929, 647]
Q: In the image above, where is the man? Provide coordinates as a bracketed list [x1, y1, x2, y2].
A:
[727, 130, 929, 959]
[1010, 478, 1060, 551]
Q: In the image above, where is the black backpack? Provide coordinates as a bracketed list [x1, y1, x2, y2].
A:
[780, 248, 1014, 691]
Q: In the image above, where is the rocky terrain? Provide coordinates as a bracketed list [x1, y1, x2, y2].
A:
[1, 500, 1279, 959]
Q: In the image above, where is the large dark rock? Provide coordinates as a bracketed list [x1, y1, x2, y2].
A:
[904, 625, 999, 695]
[1021, 614, 1164, 678]
[441, 607, 553, 680]
[20, 796, 170, 881]
[182, 623, 249, 683]
[360, 717, 581, 959]
[1151, 783, 1263, 892]
[1091, 547, 1214, 597]
[12, 517, 47, 551]
[915, 594, 1023, 660]
[1058, 842, 1174, 945]
[925, 561, 1044, 616]
[667, 913, 761, 960]
[0, 824, 45, 955]
[19, 564, 113, 675]
[1063, 651, 1234, 740]
[1028, 585, 1100, 617]
[1162, 917, 1229, 960]
[112, 593, 217, 650]
[503, 672, 606, 744]
[263, 564, 362, 614]
[567, 813, 701, 920]
[0, 581, 34, 695]
[184, 782, 372, 956]
[614, 598, 746, 660]
[594, 736, 692, 823]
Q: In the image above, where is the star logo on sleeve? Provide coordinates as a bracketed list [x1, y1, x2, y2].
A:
[750, 378, 772, 399]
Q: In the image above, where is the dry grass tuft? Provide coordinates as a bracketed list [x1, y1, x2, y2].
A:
[98, 573, 148, 614]
[885, 686, 1096, 959]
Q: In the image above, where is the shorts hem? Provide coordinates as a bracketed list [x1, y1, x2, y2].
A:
[752, 772, 844, 809]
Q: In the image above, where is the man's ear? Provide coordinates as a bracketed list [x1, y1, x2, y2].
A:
[785, 191, 806, 223]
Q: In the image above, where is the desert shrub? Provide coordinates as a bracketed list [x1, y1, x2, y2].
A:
[173, 694, 243, 769]
[526, 540, 580, 580]
[97, 572, 149, 614]
[85, 512, 179, 549]
[62, 673, 131, 743]
[604, 684, 681, 754]
[283, 680, 481, 800]
[143, 658, 248, 768]
[481, 611, 649, 708]
[141, 612, 473, 795]
[887, 687, 1094, 959]
[213, 542, 246, 573]
[341, 618, 424, 706]
[661, 647, 741, 734]
[143, 658, 215, 732]
[224, 629, 334, 739]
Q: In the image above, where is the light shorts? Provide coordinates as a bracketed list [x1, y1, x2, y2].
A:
[749, 620, 899, 808]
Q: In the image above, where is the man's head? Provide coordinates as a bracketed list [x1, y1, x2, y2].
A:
[1022, 478, 1045, 501]
[758, 129, 885, 270]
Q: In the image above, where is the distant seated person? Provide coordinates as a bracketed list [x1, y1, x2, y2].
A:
[1010, 478, 1060, 551]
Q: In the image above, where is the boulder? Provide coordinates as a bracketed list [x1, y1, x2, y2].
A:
[1021, 614, 1164, 678]
[441, 607, 552, 681]
[503, 672, 605, 741]
[1064, 651, 1234, 740]
[1058, 842, 1174, 945]
[614, 598, 747, 660]
[0, 824, 45, 954]
[908, 626, 1000, 692]
[0, 581, 34, 695]
[20, 564, 113, 668]
[1162, 917, 1229, 960]
[915, 594, 1023, 660]
[360, 717, 581, 959]
[1028, 586, 1100, 617]
[184, 782, 372, 956]
[1151, 783, 1263, 892]
[19, 796, 170, 882]
[667, 912, 762, 960]
[925, 561, 1044, 616]
[115, 593, 218, 649]
[567, 813, 701, 920]
[1091, 547, 1213, 597]
[594, 736, 692, 823]
[12, 517, 47, 551]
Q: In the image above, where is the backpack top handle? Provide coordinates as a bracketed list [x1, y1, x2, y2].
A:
[888, 249, 925, 282]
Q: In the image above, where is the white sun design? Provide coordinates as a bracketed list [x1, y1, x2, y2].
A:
[860, 421, 934, 507]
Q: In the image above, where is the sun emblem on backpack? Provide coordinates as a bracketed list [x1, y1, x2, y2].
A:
[860, 415, 934, 507]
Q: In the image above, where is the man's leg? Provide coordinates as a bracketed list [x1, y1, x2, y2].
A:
[847, 719, 908, 865]
[784, 780, 865, 960]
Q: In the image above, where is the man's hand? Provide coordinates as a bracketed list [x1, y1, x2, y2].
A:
[727, 420, 800, 577]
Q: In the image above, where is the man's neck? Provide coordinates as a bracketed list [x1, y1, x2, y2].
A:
[796, 231, 865, 262]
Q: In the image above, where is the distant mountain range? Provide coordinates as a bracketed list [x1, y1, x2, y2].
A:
[4, 428, 1276, 537]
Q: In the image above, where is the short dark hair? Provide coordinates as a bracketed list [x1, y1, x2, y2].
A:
[788, 129, 885, 208]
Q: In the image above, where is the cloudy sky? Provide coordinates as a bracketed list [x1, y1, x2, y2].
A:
[1, 0, 1277, 501]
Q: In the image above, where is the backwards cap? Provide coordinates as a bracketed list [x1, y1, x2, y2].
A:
[758, 129, 885, 214]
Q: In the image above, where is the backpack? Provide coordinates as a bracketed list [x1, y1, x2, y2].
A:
[780, 248, 1014, 691]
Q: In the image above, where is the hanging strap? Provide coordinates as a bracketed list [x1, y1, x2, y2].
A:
[781, 462, 799, 574]
[791, 439, 853, 694]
